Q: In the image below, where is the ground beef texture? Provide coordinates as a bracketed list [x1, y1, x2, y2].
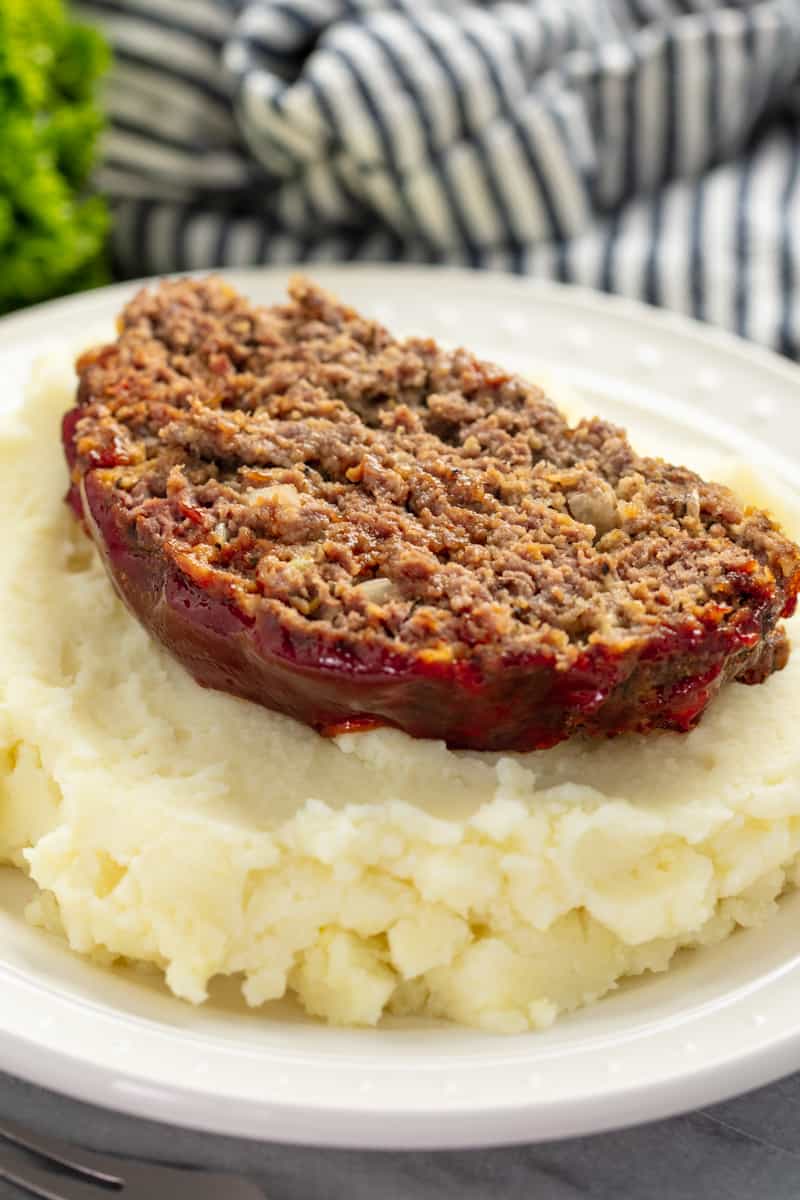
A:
[62, 276, 800, 751]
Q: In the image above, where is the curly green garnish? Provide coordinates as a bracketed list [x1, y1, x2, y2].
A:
[0, 0, 110, 313]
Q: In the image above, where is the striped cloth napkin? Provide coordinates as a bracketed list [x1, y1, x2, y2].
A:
[78, 0, 800, 357]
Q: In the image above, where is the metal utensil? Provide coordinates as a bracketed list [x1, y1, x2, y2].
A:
[0, 1119, 264, 1199]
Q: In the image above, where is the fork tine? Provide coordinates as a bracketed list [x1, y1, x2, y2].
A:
[0, 1141, 106, 1200]
[0, 1121, 123, 1185]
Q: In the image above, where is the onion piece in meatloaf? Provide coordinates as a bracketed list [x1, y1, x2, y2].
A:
[63, 277, 800, 751]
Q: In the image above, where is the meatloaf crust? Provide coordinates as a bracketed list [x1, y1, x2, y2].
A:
[63, 276, 800, 751]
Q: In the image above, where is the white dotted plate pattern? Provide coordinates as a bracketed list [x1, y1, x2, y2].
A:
[1, 267, 800, 1150]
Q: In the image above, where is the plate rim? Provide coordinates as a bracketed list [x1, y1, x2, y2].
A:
[4, 262, 800, 382]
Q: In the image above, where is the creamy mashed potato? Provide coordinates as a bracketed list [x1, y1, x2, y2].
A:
[2, 352, 800, 1034]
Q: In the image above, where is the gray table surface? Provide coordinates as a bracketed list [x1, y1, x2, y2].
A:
[0, 1071, 799, 1199]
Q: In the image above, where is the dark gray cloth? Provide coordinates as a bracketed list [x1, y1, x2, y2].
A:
[1, 1070, 800, 1198]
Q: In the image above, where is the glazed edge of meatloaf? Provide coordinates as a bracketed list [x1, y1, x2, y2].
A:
[62, 275, 800, 751]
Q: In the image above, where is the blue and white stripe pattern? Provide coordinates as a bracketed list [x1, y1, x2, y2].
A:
[77, 0, 800, 355]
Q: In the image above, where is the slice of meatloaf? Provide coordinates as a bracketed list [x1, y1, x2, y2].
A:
[63, 276, 800, 751]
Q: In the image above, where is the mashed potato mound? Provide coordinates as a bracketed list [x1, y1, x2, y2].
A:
[2, 352, 800, 1034]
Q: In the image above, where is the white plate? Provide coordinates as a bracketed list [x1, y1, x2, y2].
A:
[1, 266, 800, 1150]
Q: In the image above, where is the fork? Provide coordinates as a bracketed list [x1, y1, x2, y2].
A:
[0, 1119, 265, 1199]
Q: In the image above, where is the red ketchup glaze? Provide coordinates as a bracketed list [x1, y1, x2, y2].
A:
[66, 418, 797, 753]
[63, 405, 132, 520]
[61, 408, 85, 520]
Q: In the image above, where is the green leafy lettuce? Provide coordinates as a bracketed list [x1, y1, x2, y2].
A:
[0, 0, 110, 313]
